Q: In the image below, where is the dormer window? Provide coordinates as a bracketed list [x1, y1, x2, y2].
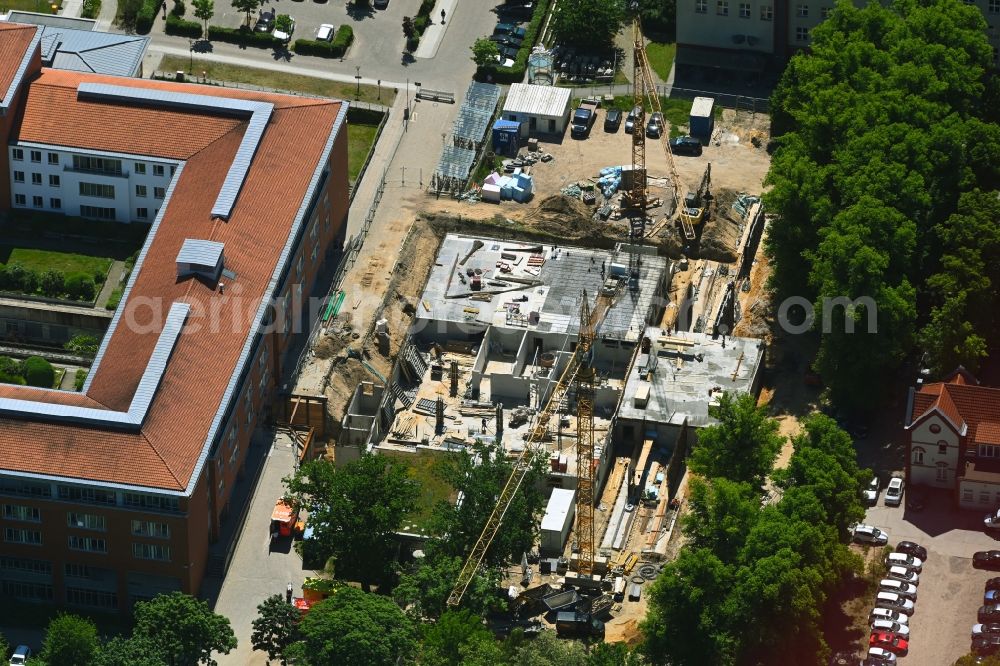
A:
[176, 239, 225, 282]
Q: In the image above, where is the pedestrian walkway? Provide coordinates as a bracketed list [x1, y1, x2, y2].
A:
[413, 0, 458, 59]
[95, 260, 125, 310]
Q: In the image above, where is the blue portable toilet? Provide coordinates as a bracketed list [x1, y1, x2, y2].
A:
[492, 119, 521, 157]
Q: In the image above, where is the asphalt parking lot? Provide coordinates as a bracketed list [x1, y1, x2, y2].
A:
[865, 487, 1000, 665]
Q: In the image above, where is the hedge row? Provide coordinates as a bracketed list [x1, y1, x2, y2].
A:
[0, 263, 99, 302]
[0, 356, 55, 388]
[476, 0, 552, 83]
[293, 25, 353, 58]
[81, 0, 101, 19]
[208, 25, 283, 48]
[406, 0, 436, 52]
[135, 0, 158, 34]
[166, 14, 203, 38]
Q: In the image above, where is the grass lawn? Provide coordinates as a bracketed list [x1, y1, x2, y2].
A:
[388, 450, 456, 535]
[0, 246, 112, 279]
[347, 122, 380, 185]
[0, 0, 58, 13]
[646, 41, 676, 82]
[157, 56, 395, 105]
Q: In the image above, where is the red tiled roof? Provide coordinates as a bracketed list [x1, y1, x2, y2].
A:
[975, 423, 1000, 446]
[1, 68, 344, 491]
[912, 375, 1000, 442]
[0, 24, 36, 102]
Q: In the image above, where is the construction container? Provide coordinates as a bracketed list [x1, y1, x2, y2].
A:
[628, 583, 642, 602]
[543, 589, 581, 612]
[633, 383, 650, 408]
[689, 96, 715, 138]
[540, 488, 576, 553]
[613, 576, 626, 601]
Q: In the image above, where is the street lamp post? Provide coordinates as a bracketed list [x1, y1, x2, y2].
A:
[377, 79, 381, 101]
[188, 39, 194, 74]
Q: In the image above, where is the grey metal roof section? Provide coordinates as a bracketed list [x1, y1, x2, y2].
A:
[177, 238, 224, 268]
[503, 83, 571, 118]
[435, 145, 476, 180]
[5, 11, 97, 30]
[0, 24, 41, 113]
[76, 82, 274, 220]
[185, 100, 350, 496]
[39, 33, 59, 61]
[0, 302, 190, 429]
[452, 82, 499, 144]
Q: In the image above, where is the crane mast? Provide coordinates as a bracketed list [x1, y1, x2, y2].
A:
[575, 293, 597, 577]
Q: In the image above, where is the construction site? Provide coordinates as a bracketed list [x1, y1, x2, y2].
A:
[279, 12, 775, 646]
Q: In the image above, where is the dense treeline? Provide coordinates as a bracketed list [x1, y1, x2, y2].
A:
[765, 0, 1000, 409]
[640, 396, 868, 664]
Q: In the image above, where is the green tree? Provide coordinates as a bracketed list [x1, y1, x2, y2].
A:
[419, 609, 493, 666]
[284, 454, 418, 591]
[393, 552, 501, 619]
[588, 642, 644, 665]
[471, 37, 500, 68]
[251, 594, 300, 665]
[0, 356, 22, 385]
[22, 356, 55, 388]
[39, 269, 65, 297]
[92, 637, 168, 666]
[64, 273, 96, 301]
[956, 654, 1000, 666]
[428, 441, 545, 569]
[64, 334, 99, 358]
[506, 630, 588, 666]
[0, 634, 9, 663]
[638, 0, 675, 36]
[133, 592, 237, 666]
[286, 587, 417, 666]
[458, 632, 506, 666]
[40, 613, 99, 666]
[231, 0, 262, 27]
[192, 0, 214, 32]
[687, 392, 784, 488]
[550, 0, 626, 47]
[682, 477, 760, 563]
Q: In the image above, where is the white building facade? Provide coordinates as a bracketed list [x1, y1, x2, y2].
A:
[8, 143, 178, 223]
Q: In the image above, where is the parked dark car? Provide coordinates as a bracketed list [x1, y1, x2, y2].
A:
[981, 605, 1000, 623]
[976, 551, 1000, 571]
[373, 0, 389, 7]
[604, 108, 622, 132]
[988, 578, 1000, 593]
[624, 105, 642, 133]
[646, 111, 664, 139]
[895, 541, 927, 561]
[974, 634, 1000, 655]
[669, 135, 703, 157]
[253, 9, 275, 32]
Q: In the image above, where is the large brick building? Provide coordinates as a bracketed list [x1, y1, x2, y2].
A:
[0, 22, 349, 611]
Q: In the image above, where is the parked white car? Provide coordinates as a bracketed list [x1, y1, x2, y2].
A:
[885, 476, 904, 506]
[879, 578, 917, 600]
[986, 508, 1000, 530]
[886, 565, 919, 585]
[315, 23, 334, 42]
[871, 619, 910, 638]
[9, 646, 31, 666]
[870, 607, 909, 625]
[886, 552, 923, 572]
[875, 591, 915, 615]
[273, 17, 295, 43]
[867, 646, 898, 663]
[853, 524, 889, 546]
[864, 476, 880, 504]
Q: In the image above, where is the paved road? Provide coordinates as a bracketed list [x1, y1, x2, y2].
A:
[865, 488, 998, 665]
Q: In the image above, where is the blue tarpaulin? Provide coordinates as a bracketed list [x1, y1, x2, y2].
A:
[492, 119, 521, 156]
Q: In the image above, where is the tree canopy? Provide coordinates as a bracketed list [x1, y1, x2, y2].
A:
[471, 37, 500, 68]
[687, 392, 784, 489]
[39, 613, 99, 666]
[251, 594, 301, 665]
[550, 0, 626, 48]
[284, 454, 419, 590]
[132, 591, 237, 666]
[765, 0, 1000, 409]
[286, 587, 418, 666]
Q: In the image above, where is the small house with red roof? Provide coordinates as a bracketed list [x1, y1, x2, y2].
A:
[905, 368, 1000, 509]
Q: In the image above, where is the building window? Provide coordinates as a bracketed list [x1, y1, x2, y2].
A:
[821, 6, 832, 18]
[912, 448, 923, 464]
[965, 487, 975, 502]
[80, 205, 116, 221]
[983, 491, 993, 504]
[0, 479, 52, 499]
[982, 445, 1000, 458]
[311, 243, 319, 263]
[31, 173, 42, 185]
[30, 150, 41, 163]
[131, 520, 171, 539]
[13, 194, 25, 206]
[68, 536, 107, 553]
[229, 442, 239, 467]
[796, 3, 808, 16]
[937, 467, 948, 482]
[930, 423, 942, 433]
[1, 555, 52, 576]
[58, 485, 117, 506]
[50, 198, 61, 210]
[47, 152, 59, 165]
[12, 148, 23, 161]
[695, 0, 707, 12]
[73, 155, 122, 175]
[795, 26, 809, 41]
[13, 170, 24, 183]
[153, 165, 165, 177]
[67, 512, 106, 531]
[938, 443, 948, 455]
[136, 184, 147, 197]
[739, 2, 751, 16]
[218, 476, 225, 496]
[133, 543, 171, 561]
[32, 196, 43, 208]
[170, 165, 176, 176]
[49, 174, 60, 187]
[154, 186, 165, 199]
[66, 587, 118, 609]
[3, 504, 40, 522]
[245, 391, 253, 426]
[65, 563, 96, 579]
[296, 254, 304, 279]
[79, 182, 116, 199]
[5, 528, 42, 545]
[2, 580, 52, 602]
[137, 208, 148, 219]
[717, 0, 729, 15]
[123, 493, 180, 513]
[760, 4, 773, 19]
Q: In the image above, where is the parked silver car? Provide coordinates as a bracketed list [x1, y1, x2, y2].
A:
[885, 552, 923, 572]
[885, 477, 904, 506]
[871, 619, 909, 638]
[886, 565, 919, 585]
[879, 578, 917, 600]
[853, 524, 889, 546]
